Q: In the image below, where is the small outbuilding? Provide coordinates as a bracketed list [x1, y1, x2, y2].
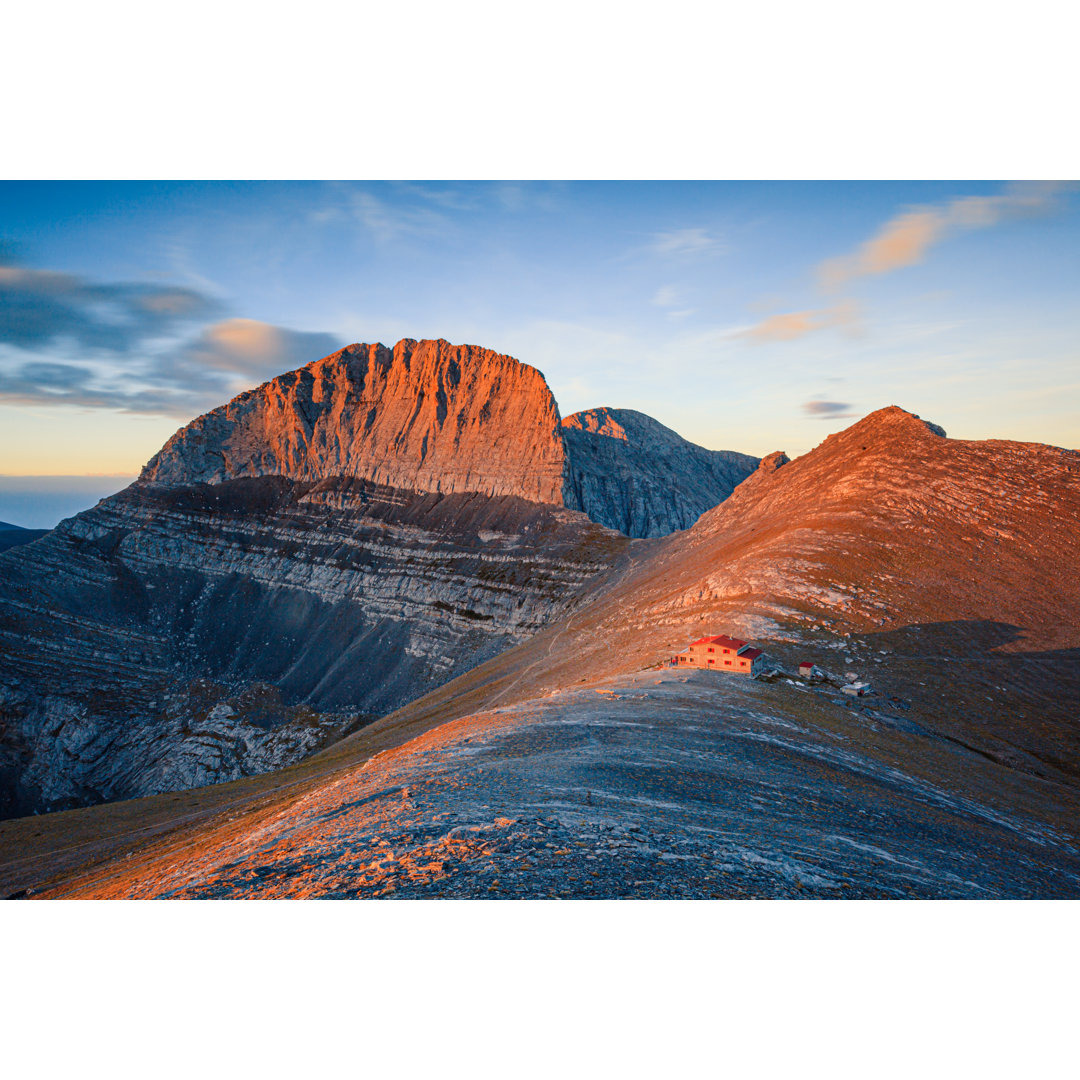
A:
[672, 634, 765, 676]
[798, 661, 815, 677]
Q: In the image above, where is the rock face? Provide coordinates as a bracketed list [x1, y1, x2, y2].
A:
[143, 339, 568, 505]
[561, 407, 758, 537]
[144, 346, 757, 540]
[0, 474, 622, 817]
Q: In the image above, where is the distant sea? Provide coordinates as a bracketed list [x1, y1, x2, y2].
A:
[0, 475, 136, 530]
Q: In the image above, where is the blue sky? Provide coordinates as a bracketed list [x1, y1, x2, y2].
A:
[1, 180, 1078, 525]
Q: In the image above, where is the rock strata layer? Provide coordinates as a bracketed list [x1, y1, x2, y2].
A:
[0, 477, 622, 817]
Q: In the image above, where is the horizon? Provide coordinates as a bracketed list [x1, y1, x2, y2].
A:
[2, 180, 1078, 525]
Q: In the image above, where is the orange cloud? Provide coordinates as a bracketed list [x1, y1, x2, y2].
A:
[745, 299, 861, 343]
[748, 310, 818, 341]
[818, 181, 1072, 290]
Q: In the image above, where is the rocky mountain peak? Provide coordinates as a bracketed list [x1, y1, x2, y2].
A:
[141, 338, 567, 504]
[842, 405, 948, 442]
[561, 406, 759, 537]
[562, 407, 630, 441]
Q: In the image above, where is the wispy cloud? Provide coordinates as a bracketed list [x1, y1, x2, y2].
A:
[347, 189, 453, 244]
[744, 182, 1074, 343]
[0, 318, 342, 417]
[818, 182, 1073, 290]
[173, 319, 341, 386]
[651, 284, 696, 319]
[0, 256, 342, 417]
[802, 399, 857, 419]
[0, 257, 221, 353]
[648, 227, 724, 257]
[744, 299, 861, 342]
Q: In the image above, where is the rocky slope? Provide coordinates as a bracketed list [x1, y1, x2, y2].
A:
[6, 404, 1080, 899]
[562, 407, 758, 537]
[32, 668, 1079, 900]
[0, 476, 623, 817]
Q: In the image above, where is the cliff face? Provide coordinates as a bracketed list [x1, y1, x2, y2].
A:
[143, 339, 568, 505]
[0, 476, 623, 817]
[142, 343, 757, 539]
[561, 407, 758, 537]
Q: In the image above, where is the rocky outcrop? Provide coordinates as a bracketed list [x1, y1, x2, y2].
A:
[561, 407, 759, 537]
[0, 476, 624, 817]
[143, 339, 568, 505]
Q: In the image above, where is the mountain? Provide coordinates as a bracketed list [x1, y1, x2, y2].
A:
[0, 338, 753, 819]
[0, 522, 49, 553]
[436, 405, 1080, 780]
[143, 342, 757, 537]
[5, 405, 1080, 899]
[143, 339, 568, 503]
[561, 407, 758, 537]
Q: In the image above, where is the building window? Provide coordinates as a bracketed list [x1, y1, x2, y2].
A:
[708, 659, 715, 664]
[725, 660, 732, 666]
[708, 647, 714, 653]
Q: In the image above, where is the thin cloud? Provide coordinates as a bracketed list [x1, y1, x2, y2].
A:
[649, 227, 724, 257]
[803, 399, 856, 419]
[0, 317, 342, 417]
[745, 299, 861, 342]
[0, 257, 221, 353]
[350, 191, 442, 242]
[179, 319, 340, 382]
[818, 181, 1073, 290]
[0, 256, 342, 416]
[745, 182, 1075, 344]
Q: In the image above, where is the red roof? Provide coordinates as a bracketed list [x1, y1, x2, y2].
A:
[741, 648, 763, 661]
[691, 634, 747, 650]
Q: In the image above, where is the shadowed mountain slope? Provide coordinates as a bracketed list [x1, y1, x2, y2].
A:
[0, 522, 49, 552]
[562, 407, 758, 537]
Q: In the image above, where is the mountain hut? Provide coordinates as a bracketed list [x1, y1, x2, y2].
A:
[672, 635, 765, 676]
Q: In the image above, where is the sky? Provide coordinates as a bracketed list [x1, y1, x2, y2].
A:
[1, 180, 1078, 526]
